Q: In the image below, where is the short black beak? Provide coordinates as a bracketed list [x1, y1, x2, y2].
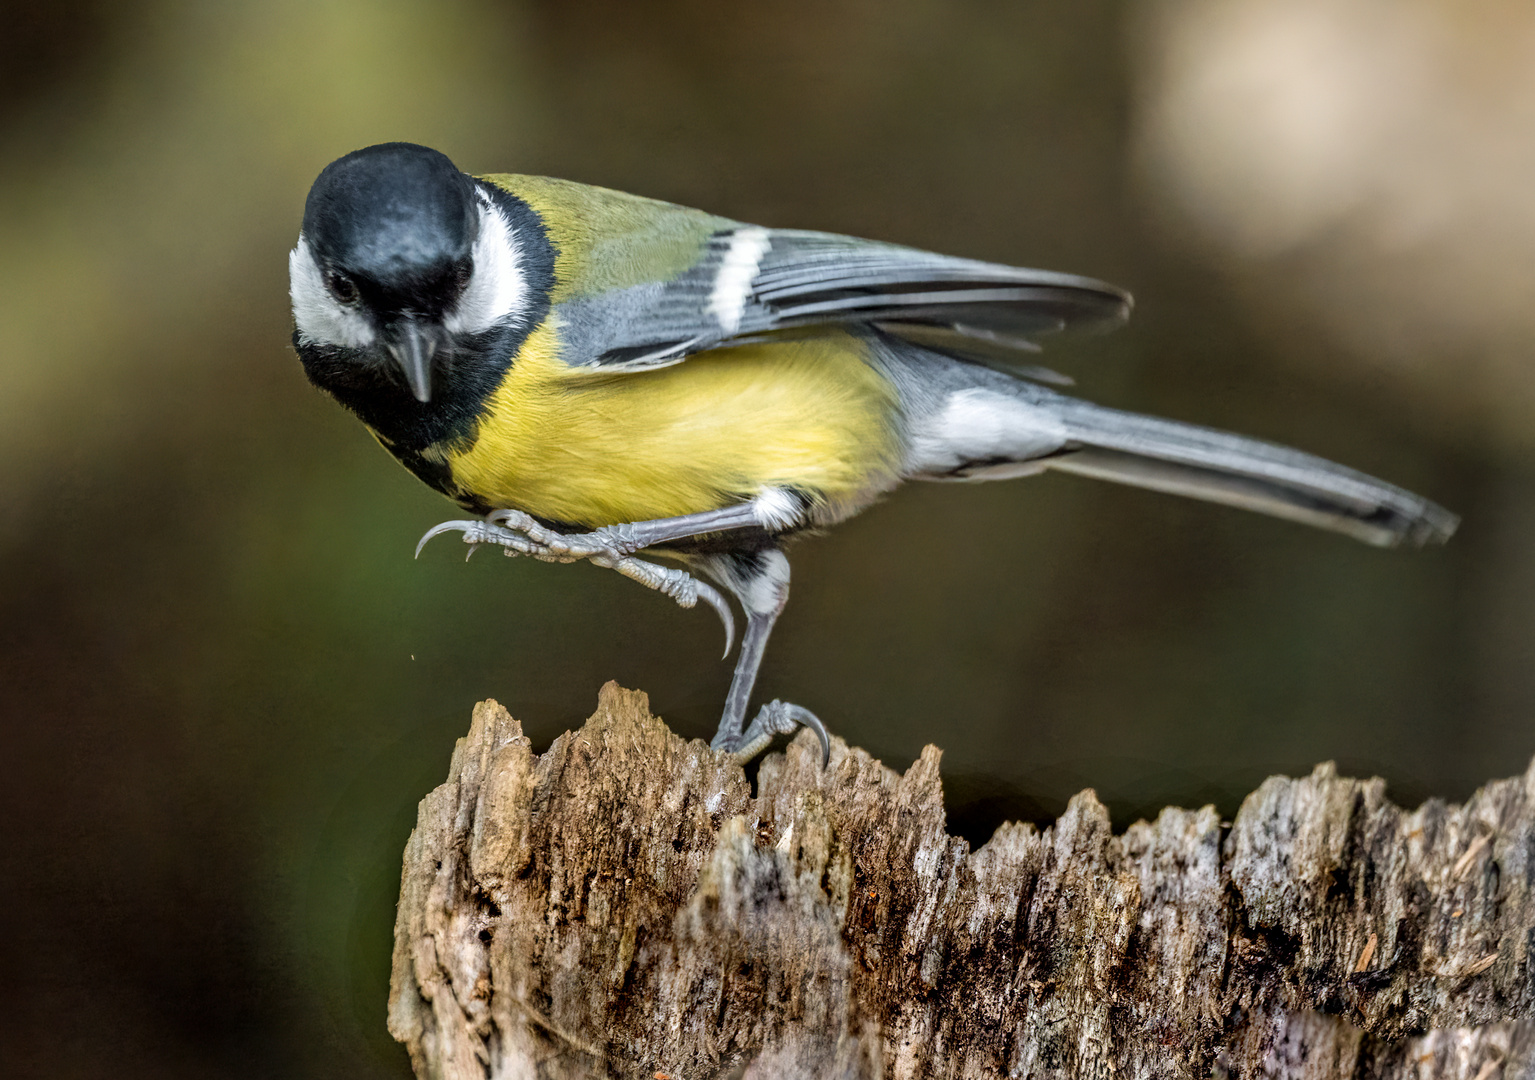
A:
[385, 319, 438, 402]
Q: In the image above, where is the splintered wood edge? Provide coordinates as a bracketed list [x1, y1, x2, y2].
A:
[387, 682, 1535, 1080]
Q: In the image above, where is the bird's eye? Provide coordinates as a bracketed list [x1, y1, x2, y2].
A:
[325, 270, 359, 304]
[452, 260, 473, 292]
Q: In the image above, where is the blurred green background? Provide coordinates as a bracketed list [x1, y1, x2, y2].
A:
[2, 0, 1528, 1075]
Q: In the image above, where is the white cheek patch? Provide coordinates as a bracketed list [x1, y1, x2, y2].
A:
[444, 193, 526, 335]
[708, 226, 771, 335]
[289, 236, 376, 349]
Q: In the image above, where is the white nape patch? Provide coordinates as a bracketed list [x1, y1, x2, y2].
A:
[707, 226, 771, 334]
[906, 388, 1069, 477]
[444, 192, 525, 335]
[752, 487, 802, 531]
[289, 235, 376, 349]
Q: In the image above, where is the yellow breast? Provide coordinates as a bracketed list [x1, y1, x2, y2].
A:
[439, 322, 902, 528]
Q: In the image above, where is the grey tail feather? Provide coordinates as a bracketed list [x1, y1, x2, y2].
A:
[1045, 401, 1459, 548]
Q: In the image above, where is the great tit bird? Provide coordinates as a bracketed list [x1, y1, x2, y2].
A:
[290, 142, 1458, 763]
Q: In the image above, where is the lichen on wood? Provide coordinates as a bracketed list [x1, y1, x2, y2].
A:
[388, 683, 1535, 1079]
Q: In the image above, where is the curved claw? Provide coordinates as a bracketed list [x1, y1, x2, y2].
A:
[415, 519, 475, 559]
[725, 701, 832, 768]
[780, 703, 832, 769]
[695, 579, 736, 659]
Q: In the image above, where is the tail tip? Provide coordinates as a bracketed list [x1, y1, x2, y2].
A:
[1376, 503, 1459, 549]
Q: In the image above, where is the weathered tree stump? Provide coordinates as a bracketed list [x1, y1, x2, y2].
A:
[388, 683, 1534, 1079]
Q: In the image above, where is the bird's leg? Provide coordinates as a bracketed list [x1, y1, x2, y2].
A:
[701, 551, 830, 766]
[586, 551, 735, 659]
[415, 505, 829, 762]
[415, 508, 764, 655]
[418, 504, 769, 565]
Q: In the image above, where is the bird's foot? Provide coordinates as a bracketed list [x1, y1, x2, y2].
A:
[597, 552, 735, 658]
[415, 510, 736, 657]
[712, 700, 831, 767]
[415, 508, 638, 564]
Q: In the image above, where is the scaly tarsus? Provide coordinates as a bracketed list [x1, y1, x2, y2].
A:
[415, 512, 737, 656]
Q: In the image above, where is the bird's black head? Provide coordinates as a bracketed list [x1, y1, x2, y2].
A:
[295, 142, 535, 403]
[292, 143, 480, 404]
[304, 143, 478, 315]
[290, 144, 554, 462]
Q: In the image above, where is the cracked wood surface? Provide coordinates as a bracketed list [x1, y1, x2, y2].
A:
[388, 684, 1535, 1079]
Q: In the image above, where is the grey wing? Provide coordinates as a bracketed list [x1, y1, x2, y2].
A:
[555, 226, 1132, 373]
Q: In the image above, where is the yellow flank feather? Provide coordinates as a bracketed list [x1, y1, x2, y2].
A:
[440, 322, 902, 528]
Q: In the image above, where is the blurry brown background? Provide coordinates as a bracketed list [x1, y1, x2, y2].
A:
[0, 0, 1527, 1075]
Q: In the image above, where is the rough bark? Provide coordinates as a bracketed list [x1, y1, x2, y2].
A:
[388, 683, 1535, 1079]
